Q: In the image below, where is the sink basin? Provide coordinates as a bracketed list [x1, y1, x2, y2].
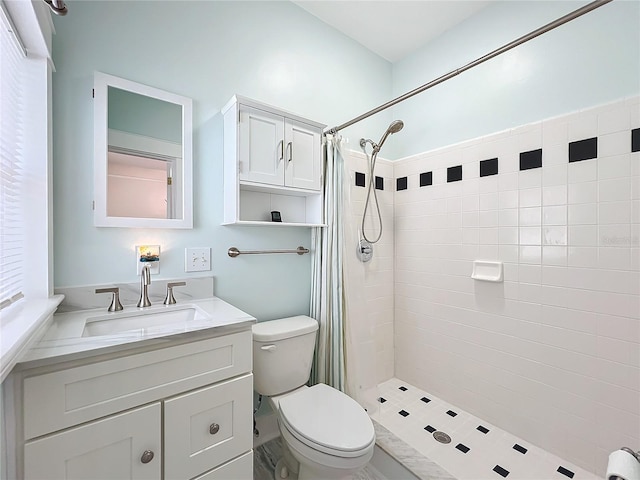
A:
[82, 305, 210, 337]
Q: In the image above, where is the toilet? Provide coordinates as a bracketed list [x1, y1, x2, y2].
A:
[252, 316, 375, 480]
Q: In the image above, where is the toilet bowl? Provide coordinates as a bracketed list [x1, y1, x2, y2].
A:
[270, 384, 375, 480]
[252, 316, 375, 480]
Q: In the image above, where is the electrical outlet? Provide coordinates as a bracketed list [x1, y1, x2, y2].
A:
[185, 247, 211, 272]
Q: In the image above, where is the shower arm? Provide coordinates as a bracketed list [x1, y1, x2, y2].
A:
[325, 0, 612, 136]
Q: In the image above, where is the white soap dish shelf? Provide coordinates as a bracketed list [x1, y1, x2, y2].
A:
[471, 260, 503, 282]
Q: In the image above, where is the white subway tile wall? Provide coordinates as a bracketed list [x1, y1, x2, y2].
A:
[392, 97, 640, 477]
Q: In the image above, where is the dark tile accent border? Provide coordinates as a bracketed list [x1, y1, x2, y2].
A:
[513, 444, 527, 454]
[557, 466, 575, 478]
[399, 386, 408, 391]
[447, 165, 462, 182]
[632, 128, 640, 152]
[477, 425, 490, 434]
[420, 171, 433, 187]
[355, 171, 365, 187]
[569, 137, 597, 162]
[420, 396, 431, 404]
[520, 149, 542, 170]
[493, 465, 510, 477]
[446, 410, 458, 417]
[397, 177, 407, 191]
[456, 443, 470, 453]
[480, 158, 499, 177]
[398, 410, 410, 417]
[424, 425, 436, 433]
[378, 397, 386, 403]
[375, 176, 384, 190]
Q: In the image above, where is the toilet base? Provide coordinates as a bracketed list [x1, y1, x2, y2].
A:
[274, 457, 357, 480]
[274, 442, 360, 480]
[274, 458, 298, 480]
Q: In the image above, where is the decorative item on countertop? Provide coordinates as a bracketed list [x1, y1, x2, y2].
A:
[136, 245, 160, 275]
[471, 260, 503, 282]
[607, 447, 640, 480]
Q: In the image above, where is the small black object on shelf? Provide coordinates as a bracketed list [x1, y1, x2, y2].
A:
[271, 211, 282, 222]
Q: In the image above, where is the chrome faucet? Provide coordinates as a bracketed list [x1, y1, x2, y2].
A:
[137, 264, 152, 307]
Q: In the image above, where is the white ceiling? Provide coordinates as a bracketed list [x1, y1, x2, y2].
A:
[292, 1, 494, 63]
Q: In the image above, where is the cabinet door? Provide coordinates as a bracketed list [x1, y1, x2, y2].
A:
[239, 106, 285, 185]
[284, 118, 322, 191]
[164, 374, 253, 480]
[24, 403, 161, 480]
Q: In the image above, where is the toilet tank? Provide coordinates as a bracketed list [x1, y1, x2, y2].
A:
[252, 316, 319, 396]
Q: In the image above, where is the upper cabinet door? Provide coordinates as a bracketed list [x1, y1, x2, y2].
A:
[284, 119, 322, 191]
[238, 106, 285, 185]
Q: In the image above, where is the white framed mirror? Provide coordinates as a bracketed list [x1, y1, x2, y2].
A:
[94, 72, 193, 228]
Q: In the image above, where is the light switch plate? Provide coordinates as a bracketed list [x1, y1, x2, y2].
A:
[136, 245, 160, 275]
[185, 247, 211, 272]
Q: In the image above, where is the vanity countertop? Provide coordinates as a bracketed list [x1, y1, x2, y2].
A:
[18, 297, 255, 369]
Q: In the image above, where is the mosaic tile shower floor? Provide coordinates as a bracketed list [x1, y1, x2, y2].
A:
[370, 378, 598, 480]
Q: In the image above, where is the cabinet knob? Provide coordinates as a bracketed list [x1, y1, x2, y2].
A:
[140, 450, 154, 464]
[209, 423, 220, 435]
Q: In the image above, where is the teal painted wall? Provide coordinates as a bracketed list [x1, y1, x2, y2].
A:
[387, 0, 640, 159]
[52, 0, 392, 320]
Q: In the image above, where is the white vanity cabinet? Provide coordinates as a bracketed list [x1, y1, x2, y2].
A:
[223, 95, 326, 226]
[12, 329, 253, 480]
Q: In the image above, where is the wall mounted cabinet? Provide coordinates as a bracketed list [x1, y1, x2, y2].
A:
[223, 96, 326, 226]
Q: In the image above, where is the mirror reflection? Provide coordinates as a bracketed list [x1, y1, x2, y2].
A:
[93, 72, 193, 229]
[107, 87, 183, 220]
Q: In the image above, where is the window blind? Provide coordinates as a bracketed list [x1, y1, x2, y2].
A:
[0, 8, 26, 309]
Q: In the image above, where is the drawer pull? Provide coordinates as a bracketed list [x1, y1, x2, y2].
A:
[140, 450, 154, 464]
[209, 423, 220, 435]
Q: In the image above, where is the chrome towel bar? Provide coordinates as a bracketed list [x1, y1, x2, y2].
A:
[228, 246, 309, 258]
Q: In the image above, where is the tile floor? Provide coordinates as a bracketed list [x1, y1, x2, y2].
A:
[254, 436, 385, 480]
[370, 378, 599, 480]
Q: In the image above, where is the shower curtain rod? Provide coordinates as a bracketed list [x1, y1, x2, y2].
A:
[325, 0, 612, 135]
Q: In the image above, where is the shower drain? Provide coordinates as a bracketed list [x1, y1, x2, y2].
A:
[433, 431, 451, 444]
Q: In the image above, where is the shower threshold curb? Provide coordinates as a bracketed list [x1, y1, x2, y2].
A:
[373, 420, 457, 480]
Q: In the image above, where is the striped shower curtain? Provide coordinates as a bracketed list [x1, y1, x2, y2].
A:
[310, 134, 346, 392]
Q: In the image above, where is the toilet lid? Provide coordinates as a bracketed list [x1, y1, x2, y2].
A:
[278, 383, 375, 455]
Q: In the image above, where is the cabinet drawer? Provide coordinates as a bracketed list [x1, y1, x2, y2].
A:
[191, 451, 253, 480]
[164, 374, 252, 480]
[23, 331, 251, 440]
[24, 403, 161, 480]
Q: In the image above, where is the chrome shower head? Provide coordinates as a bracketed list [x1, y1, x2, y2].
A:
[375, 120, 404, 152]
[387, 120, 404, 134]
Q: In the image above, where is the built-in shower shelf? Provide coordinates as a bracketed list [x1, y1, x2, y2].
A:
[471, 260, 503, 282]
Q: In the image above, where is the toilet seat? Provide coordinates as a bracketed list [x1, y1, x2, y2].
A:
[278, 383, 375, 458]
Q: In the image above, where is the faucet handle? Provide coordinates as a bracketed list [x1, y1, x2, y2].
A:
[95, 287, 124, 312]
[164, 281, 186, 305]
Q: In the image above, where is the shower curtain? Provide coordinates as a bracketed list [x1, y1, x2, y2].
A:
[310, 134, 346, 392]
